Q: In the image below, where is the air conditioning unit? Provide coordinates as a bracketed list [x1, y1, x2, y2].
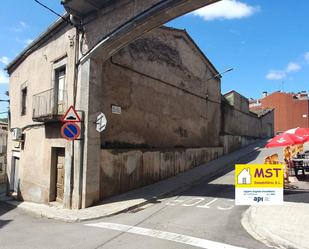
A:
[12, 128, 23, 141]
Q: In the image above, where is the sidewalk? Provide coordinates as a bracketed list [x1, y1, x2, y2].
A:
[2, 140, 266, 222]
[242, 142, 309, 249]
[242, 201, 309, 249]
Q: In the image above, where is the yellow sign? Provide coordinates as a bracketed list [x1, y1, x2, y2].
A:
[235, 164, 284, 188]
[235, 164, 284, 205]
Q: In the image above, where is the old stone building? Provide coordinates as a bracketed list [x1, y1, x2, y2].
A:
[6, 18, 273, 209]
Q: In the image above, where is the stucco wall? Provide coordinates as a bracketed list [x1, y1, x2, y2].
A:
[100, 147, 223, 199]
[100, 27, 221, 149]
[7, 24, 76, 203]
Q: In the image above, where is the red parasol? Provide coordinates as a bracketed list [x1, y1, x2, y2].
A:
[266, 133, 306, 148]
[285, 127, 309, 142]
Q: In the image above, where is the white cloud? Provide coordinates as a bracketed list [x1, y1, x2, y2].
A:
[19, 21, 28, 28]
[10, 21, 29, 32]
[0, 70, 8, 84]
[304, 52, 309, 62]
[192, 0, 260, 21]
[0, 56, 9, 66]
[266, 70, 286, 80]
[286, 62, 301, 73]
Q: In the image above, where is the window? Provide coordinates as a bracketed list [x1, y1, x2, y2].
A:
[55, 67, 66, 114]
[21, 87, 27, 115]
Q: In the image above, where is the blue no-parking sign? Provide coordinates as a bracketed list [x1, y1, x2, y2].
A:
[61, 122, 81, 141]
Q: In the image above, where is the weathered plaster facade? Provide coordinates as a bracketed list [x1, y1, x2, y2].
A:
[101, 27, 221, 149]
[98, 27, 223, 198]
[7, 23, 76, 205]
[5, 0, 222, 209]
[5, 0, 272, 209]
[6, 23, 224, 208]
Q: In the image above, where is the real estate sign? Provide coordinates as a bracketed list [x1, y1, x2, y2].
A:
[235, 164, 284, 205]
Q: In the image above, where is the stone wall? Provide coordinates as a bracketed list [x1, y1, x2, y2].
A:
[221, 96, 274, 139]
[221, 92, 274, 154]
[100, 27, 221, 149]
[221, 101, 261, 138]
[100, 147, 223, 199]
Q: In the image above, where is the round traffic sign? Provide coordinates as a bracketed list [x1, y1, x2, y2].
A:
[61, 122, 81, 141]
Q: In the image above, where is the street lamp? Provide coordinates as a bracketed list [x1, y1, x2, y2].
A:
[206, 68, 234, 101]
[207, 68, 234, 81]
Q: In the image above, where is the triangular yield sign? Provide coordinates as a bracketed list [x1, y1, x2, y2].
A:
[61, 105, 81, 122]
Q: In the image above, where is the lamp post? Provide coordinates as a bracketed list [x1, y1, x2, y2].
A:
[207, 68, 234, 81]
[206, 68, 234, 100]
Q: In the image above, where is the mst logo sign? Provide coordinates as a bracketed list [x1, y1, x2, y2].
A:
[235, 164, 284, 205]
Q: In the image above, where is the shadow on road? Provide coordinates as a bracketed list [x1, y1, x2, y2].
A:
[0, 201, 16, 229]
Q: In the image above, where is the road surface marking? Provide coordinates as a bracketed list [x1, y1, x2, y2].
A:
[182, 197, 205, 207]
[196, 198, 218, 208]
[85, 222, 247, 249]
[166, 199, 185, 206]
[166, 197, 234, 210]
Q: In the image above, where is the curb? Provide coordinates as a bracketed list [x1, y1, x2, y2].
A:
[5, 141, 264, 223]
[241, 207, 300, 249]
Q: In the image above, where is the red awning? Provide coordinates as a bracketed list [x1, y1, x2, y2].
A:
[266, 133, 306, 148]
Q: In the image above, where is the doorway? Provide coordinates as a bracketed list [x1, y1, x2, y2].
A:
[50, 148, 65, 203]
[10, 157, 19, 193]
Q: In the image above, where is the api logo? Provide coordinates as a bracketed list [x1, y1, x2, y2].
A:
[254, 197, 264, 203]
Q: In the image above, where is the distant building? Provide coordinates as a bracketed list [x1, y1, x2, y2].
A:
[250, 91, 309, 134]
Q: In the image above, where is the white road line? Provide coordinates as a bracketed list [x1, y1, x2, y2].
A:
[85, 222, 247, 249]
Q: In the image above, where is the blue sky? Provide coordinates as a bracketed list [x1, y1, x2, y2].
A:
[1, 0, 309, 118]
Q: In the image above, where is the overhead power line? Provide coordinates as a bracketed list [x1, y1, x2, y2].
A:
[33, 0, 72, 25]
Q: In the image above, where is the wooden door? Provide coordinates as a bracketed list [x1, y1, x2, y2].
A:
[56, 149, 65, 202]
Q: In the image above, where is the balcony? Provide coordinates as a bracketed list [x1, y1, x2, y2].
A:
[32, 88, 68, 122]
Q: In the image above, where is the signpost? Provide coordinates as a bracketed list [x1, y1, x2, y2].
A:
[61, 105, 81, 123]
[61, 106, 81, 141]
[96, 112, 107, 132]
[235, 164, 284, 205]
[61, 122, 81, 141]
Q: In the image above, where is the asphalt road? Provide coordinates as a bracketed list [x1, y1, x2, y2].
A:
[0, 145, 307, 249]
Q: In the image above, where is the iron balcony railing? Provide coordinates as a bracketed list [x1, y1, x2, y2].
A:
[32, 88, 68, 121]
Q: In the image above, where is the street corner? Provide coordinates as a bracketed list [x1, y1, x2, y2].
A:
[241, 203, 309, 249]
